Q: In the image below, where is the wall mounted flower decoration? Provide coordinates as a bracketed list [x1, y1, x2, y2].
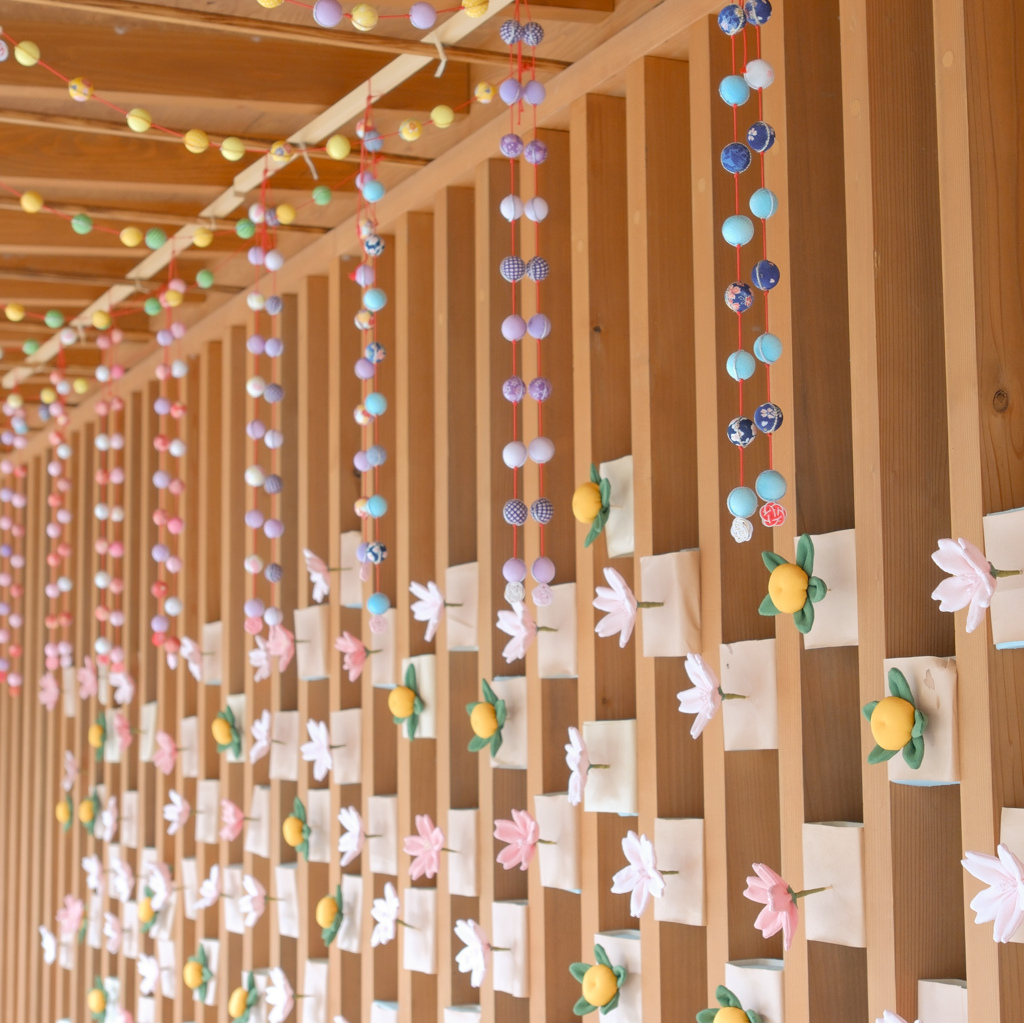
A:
[79, 789, 101, 836]
[494, 808, 542, 871]
[266, 966, 295, 1023]
[239, 874, 267, 928]
[696, 985, 763, 1023]
[39, 925, 57, 966]
[282, 796, 311, 861]
[315, 885, 344, 947]
[388, 662, 424, 740]
[455, 918, 497, 988]
[593, 566, 661, 647]
[228, 972, 260, 1022]
[676, 653, 746, 739]
[403, 813, 451, 880]
[876, 1012, 918, 1023]
[137, 954, 160, 997]
[862, 667, 927, 769]
[931, 536, 1020, 633]
[87, 976, 108, 1020]
[153, 730, 178, 775]
[568, 943, 627, 1016]
[572, 464, 612, 547]
[466, 679, 506, 755]
[39, 671, 60, 711]
[87, 714, 107, 761]
[338, 805, 367, 867]
[410, 579, 459, 643]
[610, 830, 675, 917]
[758, 534, 826, 633]
[961, 843, 1024, 943]
[334, 631, 371, 682]
[370, 881, 403, 947]
[497, 601, 547, 662]
[303, 548, 332, 604]
[743, 861, 829, 951]
[56, 793, 72, 831]
[183, 945, 214, 1002]
[212, 704, 242, 758]
[564, 726, 610, 807]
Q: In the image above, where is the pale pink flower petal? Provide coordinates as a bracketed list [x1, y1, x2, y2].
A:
[219, 799, 245, 842]
[61, 750, 78, 792]
[743, 862, 799, 951]
[593, 567, 638, 647]
[962, 844, 1024, 942]
[334, 631, 367, 682]
[39, 671, 59, 712]
[610, 830, 665, 918]
[249, 635, 271, 683]
[403, 813, 445, 880]
[304, 549, 331, 603]
[493, 808, 539, 871]
[268, 623, 295, 673]
[676, 653, 723, 739]
[338, 805, 366, 867]
[564, 726, 589, 807]
[410, 580, 445, 643]
[153, 731, 177, 775]
[113, 711, 133, 751]
[496, 602, 537, 663]
[77, 657, 97, 699]
[930, 537, 996, 634]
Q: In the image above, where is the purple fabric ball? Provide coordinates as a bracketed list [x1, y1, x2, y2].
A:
[264, 562, 283, 583]
[531, 556, 555, 583]
[526, 256, 549, 280]
[530, 497, 554, 524]
[503, 557, 527, 582]
[500, 133, 524, 158]
[265, 295, 283, 316]
[502, 314, 527, 341]
[264, 336, 284, 358]
[263, 518, 284, 539]
[247, 333, 265, 355]
[528, 377, 551, 401]
[247, 418, 266, 440]
[245, 508, 265, 529]
[154, 397, 171, 415]
[521, 21, 544, 46]
[499, 78, 522, 106]
[500, 255, 526, 282]
[502, 375, 526, 403]
[244, 598, 265, 618]
[264, 383, 284, 403]
[409, 2, 436, 29]
[313, 0, 344, 27]
[354, 451, 371, 472]
[151, 615, 169, 633]
[503, 499, 528, 526]
[264, 474, 283, 495]
[524, 139, 548, 165]
[156, 329, 173, 347]
[499, 18, 522, 44]
[527, 313, 551, 339]
[522, 80, 546, 106]
[152, 470, 170, 489]
[151, 544, 169, 563]
[355, 357, 376, 380]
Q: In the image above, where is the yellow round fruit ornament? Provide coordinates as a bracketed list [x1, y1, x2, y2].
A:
[399, 119, 422, 142]
[163, 289, 184, 308]
[229, 986, 249, 1018]
[315, 895, 339, 928]
[126, 107, 152, 133]
[269, 140, 293, 162]
[282, 815, 305, 847]
[714, 1009, 750, 1023]
[470, 702, 498, 738]
[68, 76, 93, 102]
[431, 104, 455, 128]
[73, 378, 89, 395]
[192, 226, 214, 248]
[221, 136, 246, 162]
[20, 190, 43, 214]
[211, 717, 233, 746]
[88, 722, 104, 749]
[137, 897, 155, 923]
[582, 964, 618, 1007]
[55, 800, 70, 824]
[87, 987, 106, 1014]
[5, 303, 25, 322]
[326, 134, 352, 160]
[78, 799, 95, 824]
[275, 203, 296, 225]
[572, 481, 602, 523]
[388, 685, 416, 719]
[767, 562, 809, 614]
[257, 0, 286, 6]
[870, 695, 915, 751]
[119, 225, 143, 247]
[14, 41, 40, 67]
[462, 0, 488, 17]
[40, 386, 57, 405]
[183, 960, 204, 989]
[475, 81, 495, 104]
[7, 394, 22, 410]
[184, 128, 210, 154]
[351, 3, 379, 30]
[92, 310, 111, 330]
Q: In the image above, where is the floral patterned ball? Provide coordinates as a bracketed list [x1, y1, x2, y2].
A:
[365, 341, 387, 363]
[724, 281, 754, 313]
[503, 376, 526, 403]
[727, 416, 756, 447]
[363, 234, 385, 257]
[752, 258, 780, 290]
[717, 4, 746, 34]
[721, 142, 751, 173]
[747, 120, 776, 152]
[365, 542, 388, 564]
[744, 0, 772, 24]
[754, 402, 784, 433]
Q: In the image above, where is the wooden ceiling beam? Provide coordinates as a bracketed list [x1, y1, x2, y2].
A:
[5, 0, 572, 71]
[0, 267, 239, 294]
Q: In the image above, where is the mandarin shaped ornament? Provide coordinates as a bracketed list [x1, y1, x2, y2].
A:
[696, 985, 764, 1023]
[862, 667, 927, 769]
[758, 534, 826, 633]
[572, 464, 611, 547]
[466, 678, 507, 756]
[389, 661, 425, 740]
[569, 943, 627, 1016]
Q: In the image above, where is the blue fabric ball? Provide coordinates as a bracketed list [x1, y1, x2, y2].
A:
[364, 234, 385, 257]
[724, 281, 754, 313]
[365, 541, 387, 563]
[366, 444, 387, 466]
[744, 0, 772, 24]
[500, 255, 526, 282]
[755, 469, 787, 501]
[727, 416, 756, 447]
[726, 350, 756, 380]
[363, 288, 387, 311]
[499, 19, 522, 44]
[722, 215, 755, 246]
[521, 21, 544, 46]
[530, 497, 554, 524]
[719, 75, 750, 106]
[753, 332, 783, 363]
[503, 499, 528, 526]
[367, 592, 390, 615]
[365, 391, 388, 416]
[526, 256, 549, 281]
[747, 120, 776, 152]
[367, 494, 388, 517]
[717, 4, 746, 33]
[752, 259, 780, 290]
[721, 142, 752, 173]
[727, 486, 758, 518]
[749, 188, 779, 219]
[754, 402, 784, 433]
[365, 341, 387, 363]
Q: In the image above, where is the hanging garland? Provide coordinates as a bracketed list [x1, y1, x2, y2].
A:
[0, 459, 27, 693]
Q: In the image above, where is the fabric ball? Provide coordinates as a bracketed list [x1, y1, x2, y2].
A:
[264, 562, 284, 583]
[754, 332, 783, 363]
[312, 184, 332, 206]
[726, 486, 758, 518]
[365, 391, 387, 416]
[522, 80, 546, 106]
[500, 255, 526, 282]
[364, 234, 385, 257]
[724, 281, 754, 313]
[503, 557, 527, 583]
[730, 516, 754, 543]
[367, 592, 390, 615]
[521, 21, 544, 46]
[503, 441, 528, 468]
[245, 508, 264, 529]
[475, 81, 495, 103]
[263, 518, 284, 539]
[363, 288, 387, 311]
[527, 313, 551, 338]
[747, 120, 776, 152]
[532, 556, 555, 584]
[500, 195, 524, 222]
[362, 180, 385, 202]
[244, 598, 265, 618]
[355, 357, 376, 380]
[524, 197, 549, 222]
[528, 377, 551, 401]
[409, 2, 436, 28]
[719, 74, 750, 106]
[499, 78, 522, 106]
[313, 0, 344, 26]
[726, 350, 756, 380]
[502, 314, 527, 340]
[365, 542, 387, 564]
[504, 581, 526, 604]
[264, 474, 284, 494]
[529, 436, 554, 463]
[354, 309, 373, 332]
[530, 497, 554, 524]
[247, 419, 266, 440]
[755, 469, 787, 501]
[752, 259, 780, 290]
[721, 142, 751, 173]
[754, 401, 784, 433]
[722, 214, 755, 246]
[365, 341, 387, 363]
[503, 499, 528, 526]
[524, 140, 548, 165]
[500, 133, 524, 158]
[354, 451, 371, 472]
[717, 4, 746, 33]
[499, 19, 522, 44]
[366, 494, 388, 518]
[503, 376, 526, 403]
[430, 104, 455, 128]
[749, 187, 779, 219]
[744, 0, 773, 24]
[264, 383, 285, 403]
[726, 416, 756, 448]
[743, 58, 774, 90]
[367, 444, 387, 466]
[526, 256, 549, 281]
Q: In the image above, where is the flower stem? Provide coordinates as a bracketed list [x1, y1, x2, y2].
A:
[270, 739, 286, 745]
[991, 567, 1023, 578]
[440, 847, 458, 854]
[536, 625, 558, 633]
[444, 602, 463, 608]
[491, 946, 511, 952]
[537, 838, 556, 845]
[661, 870, 679, 876]
[636, 601, 664, 609]
[396, 919, 417, 930]
[588, 763, 611, 771]
[329, 743, 346, 750]
[366, 833, 382, 839]
[791, 885, 831, 900]
[718, 689, 748, 701]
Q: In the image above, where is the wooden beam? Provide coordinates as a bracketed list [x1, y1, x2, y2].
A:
[0, 267, 239, 293]
[5, 0, 571, 71]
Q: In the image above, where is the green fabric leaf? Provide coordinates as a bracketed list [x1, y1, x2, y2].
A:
[716, 985, 741, 1008]
[413, 695, 425, 715]
[407, 712, 419, 741]
[468, 735, 490, 753]
[593, 944, 611, 968]
[589, 463, 600, 486]
[495, 699, 507, 729]
[490, 732, 503, 756]
[796, 533, 815, 575]
[599, 479, 611, 507]
[322, 914, 343, 947]
[612, 965, 627, 987]
[482, 679, 497, 704]
[224, 704, 236, 728]
[600, 991, 621, 1015]
[298, 839, 309, 861]
[197, 946, 208, 966]
[573, 997, 596, 1016]
[568, 962, 590, 982]
[231, 737, 242, 759]
[887, 667, 913, 702]
[585, 518, 603, 548]
[903, 736, 925, 770]
[746, 1011, 764, 1023]
[793, 601, 814, 633]
[466, 701, 479, 716]
[293, 797, 306, 822]
[405, 662, 417, 692]
[393, 715, 404, 726]
[867, 744, 898, 764]
[761, 550, 787, 572]
[696, 1011, 718, 1023]
[806, 576, 827, 603]
[912, 709, 928, 738]
[862, 701, 878, 723]
[758, 593, 780, 616]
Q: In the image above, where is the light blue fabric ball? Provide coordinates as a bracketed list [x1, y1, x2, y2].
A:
[749, 187, 779, 219]
[753, 332, 783, 363]
[722, 215, 755, 246]
[366, 494, 388, 518]
[755, 469, 787, 501]
[363, 288, 388, 312]
[727, 486, 758, 518]
[726, 350, 756, 380]
[718, 75, 750, 107]
[367, 592, 390, 615]
[365, 391, 388, 416]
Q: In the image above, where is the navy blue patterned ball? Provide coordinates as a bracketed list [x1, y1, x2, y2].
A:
[724, 281, 754, 313]
[754, 402, 784, 433]
[264, 562, 283, 584]
[727, 416, 756, 448]
[526, 256, 549, 281]
[752, 259, 780, 290]
[721, 142, 751, 173]
[365, 341, 386, 363]
[499, 19, 522, 44]
[365, 541, 388, 564]
[503, 499, 528, 526]
[744, 0, 772, 24]
[264, 383, 284, 403]
[500, 256, 526, 282]
[747, 120, 776, 152]
[521, 21, 544, 46]
[364, 234, 385, 257]
[264, 473, 283, 494]
[718, 4, 746, 34]
[530, 497, 554, 524]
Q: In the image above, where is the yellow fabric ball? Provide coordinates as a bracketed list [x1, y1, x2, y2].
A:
[470, 702, 498, 738]
[164, 289, 184, 308]
[6, 394, 22, 410]
[55, 800, 70, 824]
[767, 563, 809, 614]
[192, 226, 214, 248]
[211, 717, 233, 746]
[326, 135, 351, 160]
[14, 41, 40, 67]
[68, 76, 93, 102]
[78, 799, 95, 824]
[40, 387, 57, 405]
[282, 815, 305, 847]
[229, 986, 250, 1018]
[269, 140, 293, 163]
[183, 960, 205, 990]
[88, 723, 105, 749]
[399, 119, 422, 142]
[73, 378, 89, 395]
[19, 191, 43, 214]
[257, 0, 286, 6]
[715, 1009, 750, 1023]
[475, 82, 495, 104]
[221, 136, 246, 162]
[351, 3, 379, 29]
[388, 685, 416, 719]
[462, 0, 488, 16]
[275, 203, 297, 225]
[184, 128, 210, 154]
[572, 482, 603, 523]
[5, 303, 25, 322]
[870, 696, 916, 751]
[87, 988, 106, 1014]
[120, 226, 143, 247]
[126, 107, 152, 133]
[137, 897, 155, 923]
[582, 964, 618, 1007]
[92, 310, 111, 330]
[315, 895, 339, 929]
[431, 104, 455, 128]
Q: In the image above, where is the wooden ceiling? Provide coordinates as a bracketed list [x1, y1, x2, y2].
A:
[0, 0, 638, 406]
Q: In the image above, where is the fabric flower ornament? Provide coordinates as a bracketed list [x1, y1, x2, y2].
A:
[212, 704, 242, 758]
[494, 808, 541, 871]
[593, 567, 661, 647]
[931, 536, 1020, 633]
[315, 885, 345, 947]
[219, 799, 246, 841]
[403, 813, 447, 880]
[87, 714, 107, 762]
[56, 894, 85, 943]
[55, 793, 73, 831]
[249, 636, 271, 683]
[77, 656, 98, 699]
[137, 953, 160, 996]
[563, 726, 609, 807]
[862, 667, 928, 769]
[110, 859, 134, 903]
[78, 789, 101, 836]
[282, 797, 311, 861]
[38, 925, 57, 966]
[304, 548, 332, 604]
[370, 881, 402, 947]
[82, 854, 104, 895]
[113, 712, 133, 751]
[179, 635, 203, 681]
[39, 671, 59, 711]
[388, 662, 424, 740]
[268, 623, 296, 673]
[466, 678, 506, 756]
[610, 831, 672, 917]
[228, 973, 260, 1023]
[676, 653, 746, 739]
[334, 631, 369, 682]
[572, 464, 612, 547]
[454, 918, 492, 988]
[743, 862, 828, 951]
[103, 912, 122, 955]
[250, 708, 272, 763]
[61, 749, 78, 792]
[146, 861, 174, 912]
[266, 966, 295, 1023]
[153, 730, 178, 775]
[876, 1013, 918, 1023]
[183, 944, 214, 1002]
[568, 943, 627, 1016]
[195, 864, 221, 911]
[961, 843, 1024, 943]
[87, 975, 108, 1020]
[239, 874, 267, 928]
[497, 601, 548, 662]
[696, 985, 764, 1023]
[410, 579, 459, 643]
[111, 670, 135, 706]
[758, 534, 827, 633]
[338, 805, 366, 867]
[163, 789, 191, 836]
[300, 718, 339, 782]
